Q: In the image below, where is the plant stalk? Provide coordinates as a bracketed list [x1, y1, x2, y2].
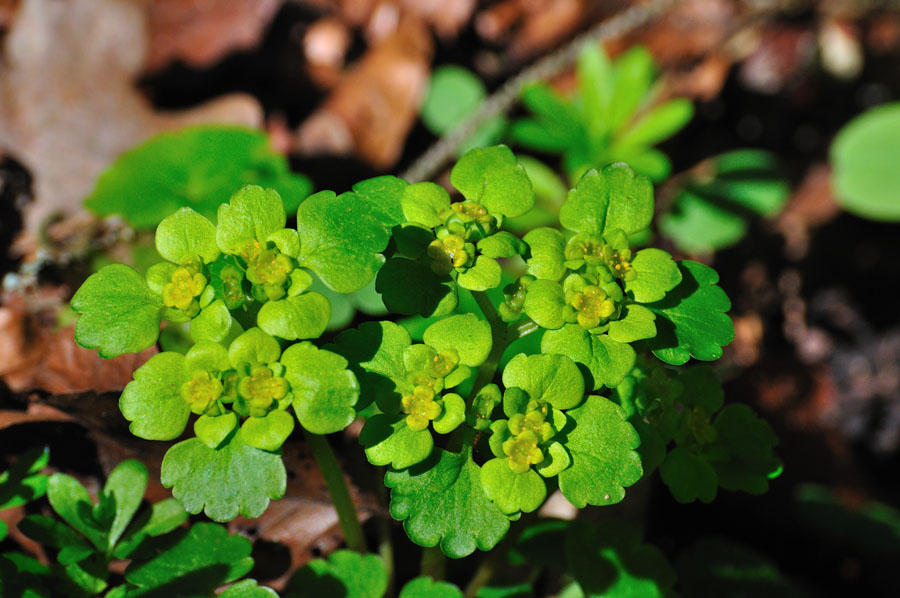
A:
[302, 429, 367, 553]
[421, 546, 447, 580]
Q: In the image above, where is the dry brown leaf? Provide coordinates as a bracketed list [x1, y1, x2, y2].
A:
[145, 0, 285, 72]
[0, 0, 264, 233]
[0, 290, 156, 394]
[296, 14, 432, 168]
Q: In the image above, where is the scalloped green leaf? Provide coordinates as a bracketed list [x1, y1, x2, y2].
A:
[216, 185, 286, 253]
[286, 550, 387, 598]
[646, 260, 733, 365]
[542, 325, 636, 390]
[160, 430, 286, 522]
[352, 175, 408, 229]
[377, 257, 458, 317]
[522, 279, 566, 329]
[72, 264, 163, 358]
[402, 182, 451, 228]
[190, 299, 232, 342]
[195, 412, 239, 449]
[559, 164, 653, 236]
[523, 227, 567, 281]
[450, 145, 535, 218]
[565, 520, 676, 598]
[385, 448, 509, 558]
[558, 396, 642, 507]
[282, 342, 359, 434]
[221, 580, 280, 598]
[120, 352, 190, 440]
[625, 248, 681, 303]
[660, 446, 717, 503]
[155, 207, 220, 266]
[481, 458, 546, 515]
[297, 190, 390, 293]
[607, 304, 656, 343]
[400, 577, 464, 598]
[361, 415, 433, 469]
[457, 256, 502, 291]
[502, 353, 584, 410]
[85, 126, 310, 229]
[478, 232, 527, 258]
[124, 522, 253, 597]
[240, 410, 295, 451]
[228, 327, 282, 367]
[257, 292, 331, 341]
[423, 313, 492, 367]
[711, 404, 781, 494]
[329, 321, 411, 410]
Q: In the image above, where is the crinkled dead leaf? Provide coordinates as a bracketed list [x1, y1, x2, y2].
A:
[0, 0, 263, 232]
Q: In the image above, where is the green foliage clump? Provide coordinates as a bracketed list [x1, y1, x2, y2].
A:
[511, 45, 693, 183]
[0, 455, 276, 598]
[86, 126, 312, 229]
[70, 142, 777, 565]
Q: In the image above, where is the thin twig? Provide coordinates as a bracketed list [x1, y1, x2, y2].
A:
[401, 0, 678, 183]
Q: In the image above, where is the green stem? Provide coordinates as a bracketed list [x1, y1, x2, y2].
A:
[302, 430, 367, 553]
[467, 291, 510, 403]
[374, 466, 394, 595]
[420, 546, 447, 580]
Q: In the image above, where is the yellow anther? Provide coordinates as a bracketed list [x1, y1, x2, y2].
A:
[401, 385, 442, 431]
[570, 285, 617, 329]
[509, 410, 553, 443]
[502, 430, 544, 474]
[427, 235, 470, 274]
[238, 365, 289, 417]
[163, 266, 207, 312]
[180, 370, 224, 415]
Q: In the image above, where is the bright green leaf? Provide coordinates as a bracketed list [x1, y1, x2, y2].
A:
[502, 353, 584, 410]
[481, 458, 546, 514]
[361, 415, 433, 469]
[190, 299, 232, 342]
[423, 313, 492, 367]
[257, 292, 331, 341]
[558, 396, 642, 507]
[103, 460, 148, 550]
[386, 448, 510, 558]
[194, 412, 239, 449]
[120, 352, 190, 440]
[646, 260, 733, 365]
[478, 232, 527, 258]
[401, 577, 463, 598]
[228, 327, 282, 367]
[522, 279, 566, 329]
[160, 431, 286, 522]
[559, 164, 653, 236]
[523, 227, 567, 281]
[402, 182, 451, 228]
[450, 146, 535, 218]
[221, 580, 280, 598]
[85, 126, 310, 229]
[282, 342, 359, 434]
[434, 393, 466, 434]
[241, 410, 295, 451]
[286, 550, 387, 598]
[542, 325, 636, 390]
[457, 256, 502, 291]
[72, 264, 163, 358]
[607, 304, 656, 343]
[216, 185, 286, 253]
[297, 190, 390, 293]
[155, 207, 220, 265]
[625, 248, 681, 303]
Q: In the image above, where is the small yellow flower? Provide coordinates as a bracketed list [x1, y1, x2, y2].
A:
[163, 266, 207, 313]
[570, 285, 617, 329]
[180, 370, 224, 415]
[502, 430, 544, 474]
[238, 365, 290, 417]
[401, 385, 442, 431]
